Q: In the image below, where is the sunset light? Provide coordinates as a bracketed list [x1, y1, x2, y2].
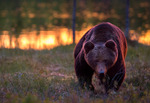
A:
[139, 30, 150, 45]
[0, 28, 150, 50]
[130, 30, 150, 45]
[0, 28, 89, 50]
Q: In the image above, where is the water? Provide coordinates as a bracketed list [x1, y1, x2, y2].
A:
[0, 27, 91, 50]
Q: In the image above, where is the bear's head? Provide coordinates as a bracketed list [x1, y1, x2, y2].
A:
[84, 40, 118, 80]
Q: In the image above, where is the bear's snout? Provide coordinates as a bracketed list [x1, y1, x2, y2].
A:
[96, 64, 107, 76]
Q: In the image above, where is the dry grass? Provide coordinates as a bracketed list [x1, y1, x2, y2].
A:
[0, 44, 150, 103]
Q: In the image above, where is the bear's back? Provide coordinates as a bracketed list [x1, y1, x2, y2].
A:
[74, 22, 127, 59]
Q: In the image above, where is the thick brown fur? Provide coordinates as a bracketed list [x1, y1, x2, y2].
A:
[74, 22, 127, 93]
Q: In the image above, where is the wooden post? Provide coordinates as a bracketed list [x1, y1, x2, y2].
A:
[72, 0, 76, 44]
[125, 0, 129, 39]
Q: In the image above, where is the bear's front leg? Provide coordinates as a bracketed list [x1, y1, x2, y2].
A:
[85, 77, 95, 91]
[75, 64, 94, 91]
[77, 75, 94, 91]
[75, 52, 95, 91]
[104, 69, 125, 93]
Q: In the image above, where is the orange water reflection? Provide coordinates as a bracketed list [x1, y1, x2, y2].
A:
[0, 27, 91, 50]
[130, 30, 150, 45]
[138, 30, 150, 45]
[0, 28, 150, 50]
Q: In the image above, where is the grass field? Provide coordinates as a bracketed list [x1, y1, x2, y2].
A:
[0, 43, 150, 103]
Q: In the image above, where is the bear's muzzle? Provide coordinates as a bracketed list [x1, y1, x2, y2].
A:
[96, 63, 106, 76]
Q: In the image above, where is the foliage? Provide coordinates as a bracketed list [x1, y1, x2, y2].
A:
[0, 0, 149, 34]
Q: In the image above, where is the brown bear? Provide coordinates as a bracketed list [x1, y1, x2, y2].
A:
[74, 22, 127, 93]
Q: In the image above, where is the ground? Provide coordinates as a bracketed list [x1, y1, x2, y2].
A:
[0, 43, 150, 103]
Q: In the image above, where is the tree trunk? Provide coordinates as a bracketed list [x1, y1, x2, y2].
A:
[72, 0, 76, 44]
[125, 0, 129, 39]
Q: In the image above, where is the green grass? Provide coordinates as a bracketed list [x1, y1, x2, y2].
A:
[0, 44, 150, 103]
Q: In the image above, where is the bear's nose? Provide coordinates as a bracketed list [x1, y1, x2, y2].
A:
[99, 71, 104, 78]
[99, 71, 104, 74]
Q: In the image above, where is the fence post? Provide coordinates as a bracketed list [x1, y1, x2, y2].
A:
[72, 0, 76, 44]
[125, 0, 129, 39]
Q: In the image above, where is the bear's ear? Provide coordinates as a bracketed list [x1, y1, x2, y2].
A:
[105, 40, 116, 51]
[84, 41, 94, 54]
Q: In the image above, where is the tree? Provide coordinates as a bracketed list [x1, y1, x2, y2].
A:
[125, 0, 129, 39]
[72, 0, 76, 44]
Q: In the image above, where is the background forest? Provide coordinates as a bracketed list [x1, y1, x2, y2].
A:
[0, 0, 149, 36]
